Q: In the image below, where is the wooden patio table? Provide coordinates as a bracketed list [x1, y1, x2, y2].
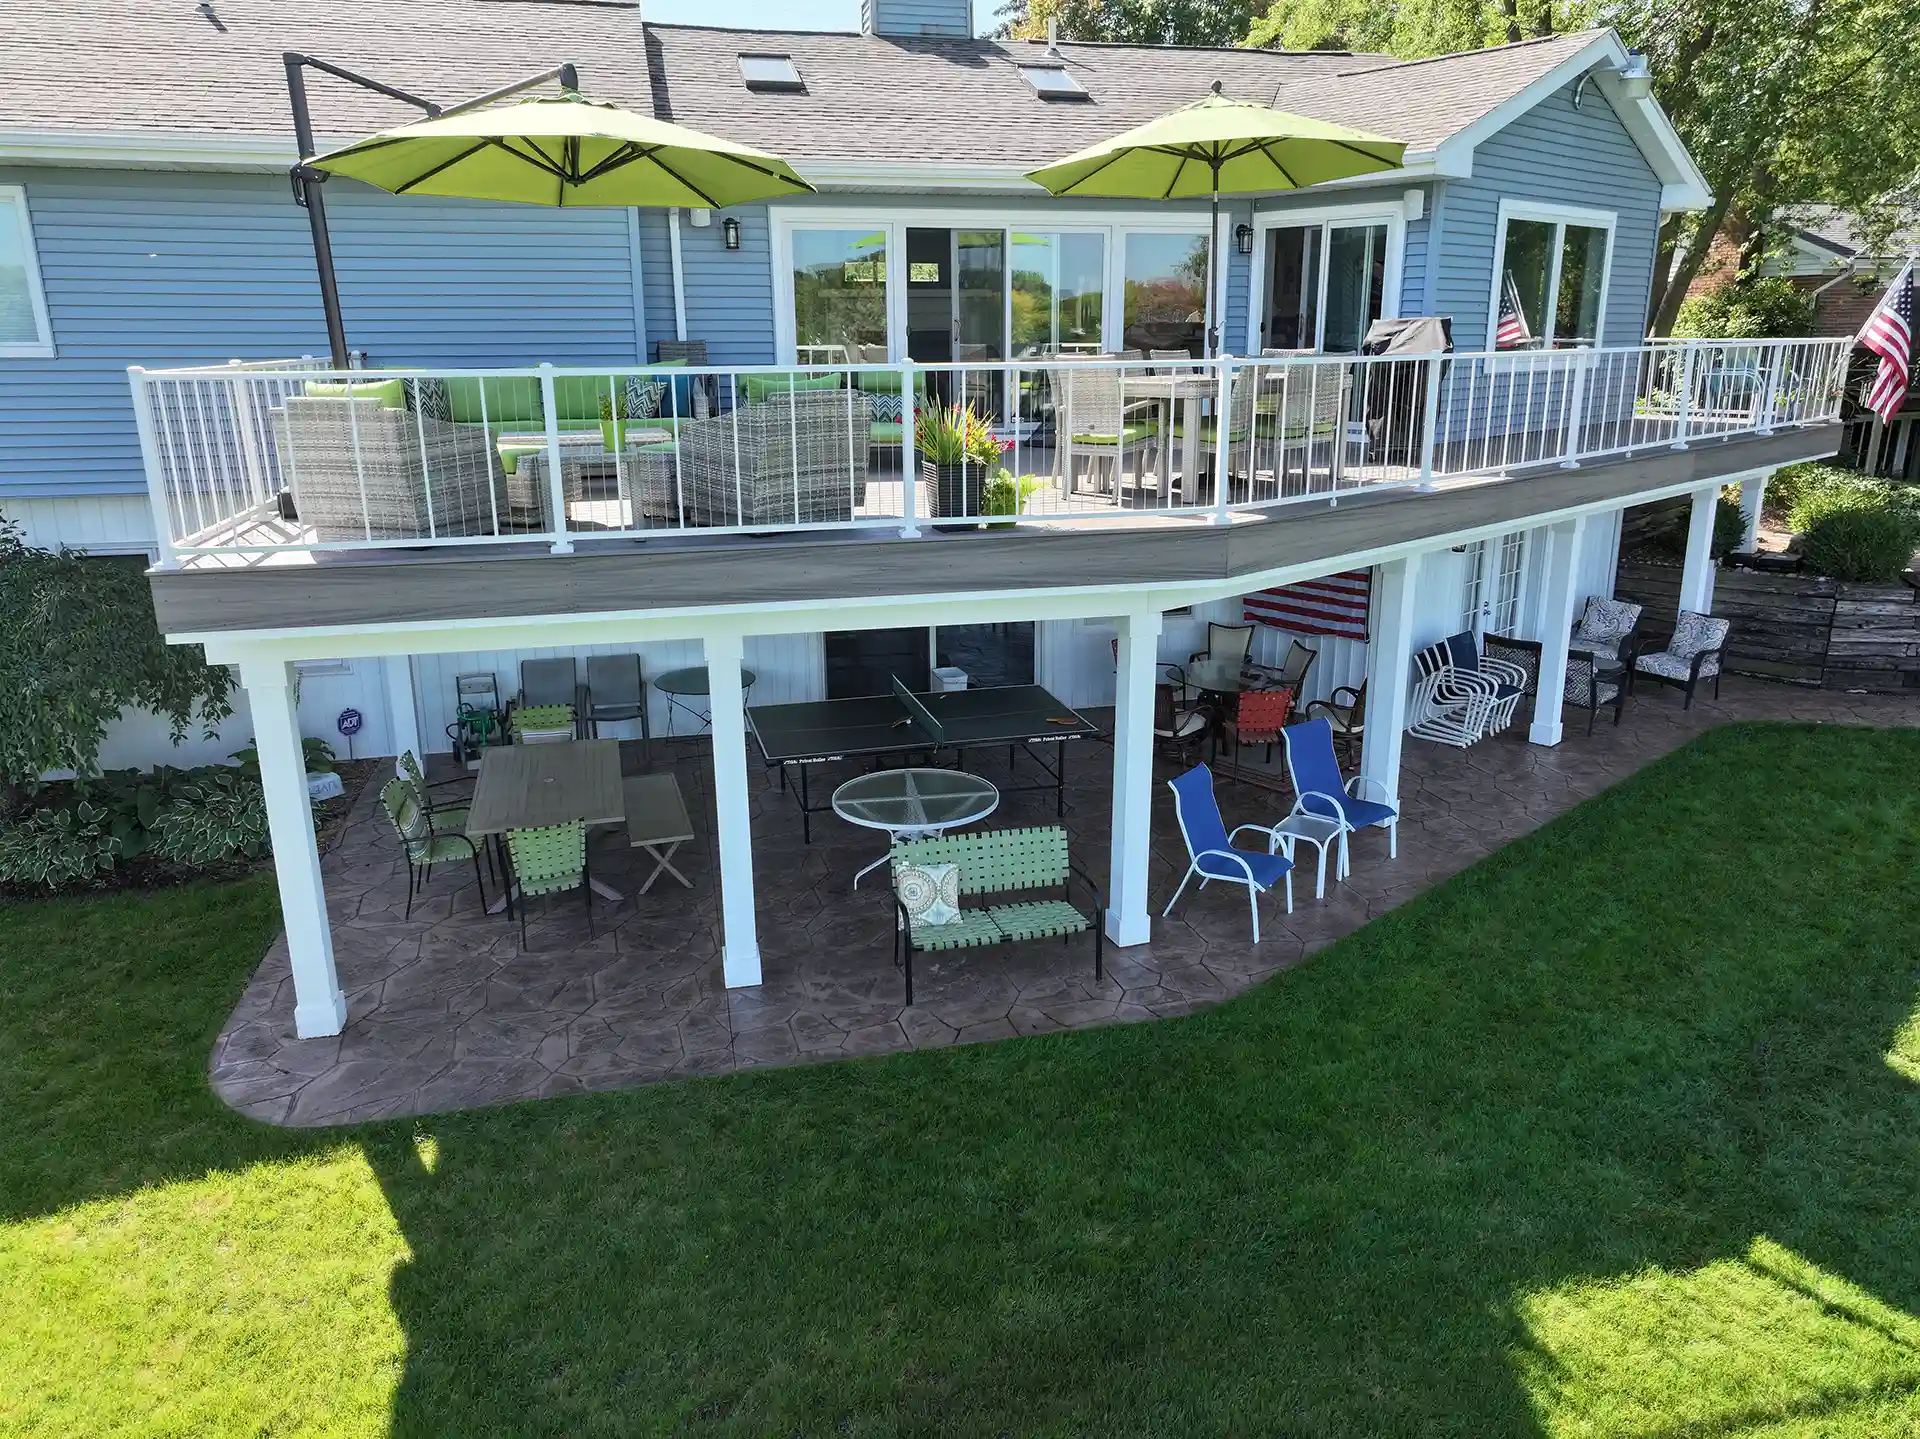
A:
[467, 738, 626, 914]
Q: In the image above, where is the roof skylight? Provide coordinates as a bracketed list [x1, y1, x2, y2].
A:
[739, 54, 804, 93]
[1017, 64, 1088, 100]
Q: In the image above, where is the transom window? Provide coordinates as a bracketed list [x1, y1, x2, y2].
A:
[1492, 204, 1613, 350]
[738, 54, 804, 93]
[0, 186, 54, 358]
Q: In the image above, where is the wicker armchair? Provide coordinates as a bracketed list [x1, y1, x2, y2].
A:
[1236, 356, 1351, 497]
[273, 396, 511, 542]
[1050, 361, 1155, 499]
[642, 388, 867, 527]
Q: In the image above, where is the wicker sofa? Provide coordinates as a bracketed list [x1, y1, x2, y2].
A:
[640, 387, 868, 527]
[272, 394, 513, 542]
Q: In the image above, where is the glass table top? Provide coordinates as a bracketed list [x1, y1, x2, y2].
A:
[831, 767, 1000, 832]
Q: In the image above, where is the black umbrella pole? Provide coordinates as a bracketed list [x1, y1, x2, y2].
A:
[1206, 188, 1220, 358]
[302, 182, 352, 371]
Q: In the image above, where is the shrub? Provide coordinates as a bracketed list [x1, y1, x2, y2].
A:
[1672, 278, 1814, 340]
[229, 737, 335, 780]
[150, 769, 272, 869]
[1771, 463, 1920, 536]
[0, 803, 119, 889]
[0, 518, 234, 790]
[1641, 493, 1745, 558]
[1798, 506, 1920, 583]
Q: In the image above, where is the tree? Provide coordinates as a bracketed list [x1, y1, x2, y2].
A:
[998, 0, 1266, 46]
[1243, 0, 1920, 334]
[0, 518, 234, 790]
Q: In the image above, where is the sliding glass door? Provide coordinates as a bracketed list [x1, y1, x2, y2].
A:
[1258, 220, 1389, 354]
[1010, 231, 1105, 358]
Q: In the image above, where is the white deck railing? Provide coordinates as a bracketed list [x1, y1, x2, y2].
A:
[128, 337, 1851, 563]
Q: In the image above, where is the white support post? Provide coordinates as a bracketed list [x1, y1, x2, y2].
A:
[384, 654, 422, 775]
[1528, 516, 1586, 748]
[899, 359, 921, 539]
[704, 630, 761, 987]
[1738, 469, 1771, 553]
[1359, 554, 1421, 811]
[1211, 357, 1235, 523]
[1106, 606, 1163, 947]
[538, 363, 574, 556]
[1678, 482, 1720, 615]
[243, 658, 345, 1039]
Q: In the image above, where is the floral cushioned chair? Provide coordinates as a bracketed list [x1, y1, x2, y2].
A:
[1571, 596, 1643, 665]
[1631, 610, 1729, 708]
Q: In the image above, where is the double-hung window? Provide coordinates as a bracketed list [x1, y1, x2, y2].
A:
[1490, 202, 1613, 351]
[0, 186, 54, 358]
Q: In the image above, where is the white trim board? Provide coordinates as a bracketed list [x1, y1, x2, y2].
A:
[1484, 198, 1618, 351]
[0, 184, 56, 359]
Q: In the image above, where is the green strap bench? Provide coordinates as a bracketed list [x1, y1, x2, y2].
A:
[890, 825, 1104, 1006]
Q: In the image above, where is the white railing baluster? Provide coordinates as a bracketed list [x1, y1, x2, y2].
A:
[1212, 357, 1234, 523]
[900, 359, 920, 539]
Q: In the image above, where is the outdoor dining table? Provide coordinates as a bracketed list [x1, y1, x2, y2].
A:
[1121, 371, 1216, 506]
[466, 738, 626, 915]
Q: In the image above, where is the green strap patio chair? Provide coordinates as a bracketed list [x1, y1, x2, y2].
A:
[381, 779, 488, 919]
[505, 820, 592, 946]
[399, 750, 491, 883]
[509, 704, 577, 744]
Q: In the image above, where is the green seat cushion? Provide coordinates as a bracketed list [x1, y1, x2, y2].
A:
[510, 704, 575, 736]
[870, 421, 903, 445]
[444, 376, 542, 426]
[1071, 424, 1155, 446]
[984, 899, 1090, 942]
[908, 909, 1005, 950]
[410, 833, 476, 865]
[742, 371, 845, 404]
[304, 377, 406, 410]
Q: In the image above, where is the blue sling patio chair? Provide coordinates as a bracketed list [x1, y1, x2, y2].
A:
[1163, 763, 1293, 942]
[1281, 716, 1399, 877]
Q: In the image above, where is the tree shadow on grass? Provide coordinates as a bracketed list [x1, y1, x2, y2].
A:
[357, 725, 1920, 1436]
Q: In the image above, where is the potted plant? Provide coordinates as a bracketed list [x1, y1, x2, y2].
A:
[982, 471, 1048, 528]
[916, 402, 1003, 522]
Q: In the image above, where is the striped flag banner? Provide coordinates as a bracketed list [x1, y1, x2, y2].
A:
[1245, 570, 1371, 641]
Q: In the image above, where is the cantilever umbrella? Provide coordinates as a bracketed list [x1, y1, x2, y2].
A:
[1025, 85, 1405, 354]
[289, 67, 813, 364]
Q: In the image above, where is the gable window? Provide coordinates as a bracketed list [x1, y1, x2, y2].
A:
[0, 186, 54, 358]
[1491, 203, 1613, 350]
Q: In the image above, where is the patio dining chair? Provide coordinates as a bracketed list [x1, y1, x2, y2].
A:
[1190, 621, 1256, 675]
[1247, 637, 1317, 695]
[583, 654, 650, 743]
[516, 657, 581, 739]
[505, 819, 592, 946]
[1304, 680, 1366, 769]
[1163, 763, 1293, 942]
[1051, 361, 1156, 501]
[381, 779, 488, 920]
[397, 750, 482, 857]
[1282, 716, 1398, 868]
[1407, 631, 1527, 748]
[1153, 682, 1209, 764]
[1216, 685, 1296, 780]
[1571, 596, 1643, 666]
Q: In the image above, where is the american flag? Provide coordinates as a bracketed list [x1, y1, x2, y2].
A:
[1860, 260, 1914, 423]
[1495, 273, 1532, 349]
[1245, 570, 1371, 641]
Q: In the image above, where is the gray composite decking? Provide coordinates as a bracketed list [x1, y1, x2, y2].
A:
[148, 424, 1840, 638]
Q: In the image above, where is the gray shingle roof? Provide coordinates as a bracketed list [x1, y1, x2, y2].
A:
[0, 0, 1611, 169]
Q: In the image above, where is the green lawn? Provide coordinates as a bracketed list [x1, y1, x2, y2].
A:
[5, 723, 1920, 1437]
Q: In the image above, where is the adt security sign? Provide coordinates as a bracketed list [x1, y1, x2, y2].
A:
[337, 707, 364, 758]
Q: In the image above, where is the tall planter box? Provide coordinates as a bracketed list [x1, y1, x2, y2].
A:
[921, 459, 983, 521]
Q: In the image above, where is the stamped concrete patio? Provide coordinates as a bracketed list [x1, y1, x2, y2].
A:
[211, 677, 1920, 1126]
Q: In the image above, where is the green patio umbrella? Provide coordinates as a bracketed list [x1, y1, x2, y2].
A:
[286, 61, 815, 365]
[1025, 84, 1405, 354]
[306, 91, 813, 209]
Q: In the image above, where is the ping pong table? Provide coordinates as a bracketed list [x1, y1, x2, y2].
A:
[747, 679, 1103, 842]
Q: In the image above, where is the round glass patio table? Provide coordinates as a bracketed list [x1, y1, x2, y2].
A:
[653, 665, 756, 735]
[1184, 658, 1250, 697]
[831, 767, 1000, 888]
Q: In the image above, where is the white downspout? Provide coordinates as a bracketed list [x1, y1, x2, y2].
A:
[668, 207, 689, 343]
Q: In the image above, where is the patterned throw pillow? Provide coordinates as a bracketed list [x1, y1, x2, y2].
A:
[867, 390, 903, 423]
[895, 862, 961, 927]
[403, 376, 453, 421]
[621, 375, 667, 420]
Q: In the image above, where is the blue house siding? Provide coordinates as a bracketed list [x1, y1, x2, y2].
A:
[0, 167, 644, 499]
[1428, 84, 1663, 350]
[679, 205, 777, 366]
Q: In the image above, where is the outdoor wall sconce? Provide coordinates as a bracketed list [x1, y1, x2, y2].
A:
[723, 216, 742, 251]
[1234, 223, 1255, 255]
